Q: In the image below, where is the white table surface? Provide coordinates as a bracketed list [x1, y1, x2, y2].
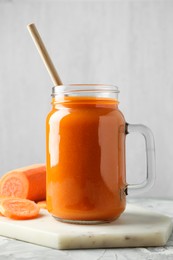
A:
[0, 198, 173, 260]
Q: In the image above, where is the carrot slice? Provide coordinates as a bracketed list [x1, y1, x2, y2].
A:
[0, 164, 46, 202]
[37, 200, 47, 209]
[0, 198, 40, 220]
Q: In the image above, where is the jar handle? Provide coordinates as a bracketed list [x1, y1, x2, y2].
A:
[126, 123, 156, 194]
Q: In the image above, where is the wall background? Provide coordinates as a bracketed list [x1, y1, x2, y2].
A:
[0, 0, 172, 198]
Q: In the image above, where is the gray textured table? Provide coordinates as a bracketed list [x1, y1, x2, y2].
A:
[0, 198, 173, 260]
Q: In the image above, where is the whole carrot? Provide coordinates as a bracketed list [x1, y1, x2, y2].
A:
[0, 164, 46, 202]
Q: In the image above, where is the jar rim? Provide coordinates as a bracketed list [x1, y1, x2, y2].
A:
[52, 84, 119, 97]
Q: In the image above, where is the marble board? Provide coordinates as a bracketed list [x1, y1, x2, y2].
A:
[0, 204, 172, 250]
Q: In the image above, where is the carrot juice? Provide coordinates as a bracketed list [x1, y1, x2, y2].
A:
[46, 85, 127, 223]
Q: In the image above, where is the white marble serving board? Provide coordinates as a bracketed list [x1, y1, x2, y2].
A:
[0, 204, 172, 250]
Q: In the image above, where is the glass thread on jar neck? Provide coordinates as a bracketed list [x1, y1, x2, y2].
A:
[51, 84, 119, 105]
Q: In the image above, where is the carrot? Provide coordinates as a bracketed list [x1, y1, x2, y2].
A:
[0, 198, 40, 220]
[0, 164, 46, 202]
[37, 200, 47, 209]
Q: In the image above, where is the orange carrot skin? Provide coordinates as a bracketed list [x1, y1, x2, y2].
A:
[0, 198, 40, 220]
[24, 165, 46, 201]
[0, 164, 46, 202]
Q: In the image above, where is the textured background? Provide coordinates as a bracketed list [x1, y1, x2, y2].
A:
[0, 0, 172, 198]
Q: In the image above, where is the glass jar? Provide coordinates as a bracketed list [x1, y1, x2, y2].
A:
[46, 84, 155, 224]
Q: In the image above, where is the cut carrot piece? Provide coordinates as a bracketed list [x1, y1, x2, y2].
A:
[37, 200, 47, 209]
[0, 198, 40, 220]
[0, 164, 46, 202]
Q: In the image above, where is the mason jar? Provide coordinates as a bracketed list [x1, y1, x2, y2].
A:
[46, 84, 155, 224]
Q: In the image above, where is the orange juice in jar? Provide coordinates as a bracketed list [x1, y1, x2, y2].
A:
[46, 84, 155, 224]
